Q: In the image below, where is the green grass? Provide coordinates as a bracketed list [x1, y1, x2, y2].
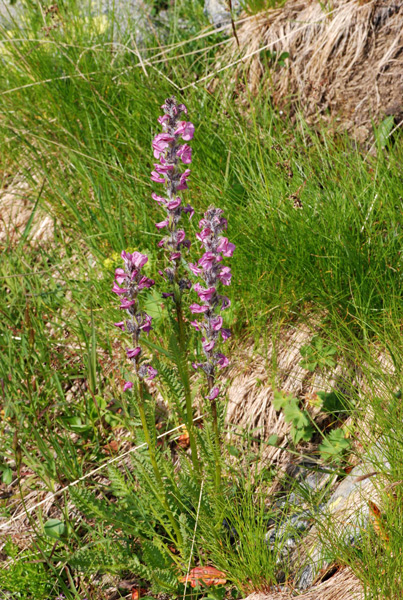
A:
[1, 0, 403, 598]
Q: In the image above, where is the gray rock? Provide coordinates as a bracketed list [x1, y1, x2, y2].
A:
[294, 451, 390, 590]
[204, 0, 241, 29]
[97, 0, 152, 43]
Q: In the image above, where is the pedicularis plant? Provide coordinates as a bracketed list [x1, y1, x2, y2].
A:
[106, 97, 235, 583]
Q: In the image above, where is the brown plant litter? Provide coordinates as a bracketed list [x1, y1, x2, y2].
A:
[219, 0, 403, 140]
[0, 171, 54, 246]
[244, 566, 363, 599]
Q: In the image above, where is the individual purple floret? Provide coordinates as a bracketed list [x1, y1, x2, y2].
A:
[190, 206, 235, 399]
[151, 96, 195, 290]
[112, 250, 157, 388]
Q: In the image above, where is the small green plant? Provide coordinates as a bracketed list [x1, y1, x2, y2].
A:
[273, 391, 314, 444]
[0, 541, 54, 600]
[319, 428, 350, 463]
[299, 336, 337, 372]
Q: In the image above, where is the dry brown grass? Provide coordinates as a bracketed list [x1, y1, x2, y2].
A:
[0, 171, 54, 246]
[218, 0, 403, 141]
[245, 567, 363, 599]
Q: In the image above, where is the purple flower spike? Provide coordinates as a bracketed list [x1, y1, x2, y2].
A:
[216, 353, 229, 369]
[127, 347, 141, 359]
[138, 364, 158, 381]
[151, 171, 165, 183]
[120, 298, 136, 309]
[174, 121, 195, 141]
[156, 220, 169, 229]
[217, 237, 236, 258]
[151, 97, 195, 294]
[115, 268, 127, 285]
[112, 283, 128, 296]
[177, 144, 192, 164]
[221, 328, 232, 340]
[190, 303, 209, 314]
[188, 206, 235, 400]
[207, 387, 220, 401]
[113, 249, 157, 386]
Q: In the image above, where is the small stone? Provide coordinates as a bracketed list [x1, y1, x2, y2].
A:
[204, 0, 241, 29]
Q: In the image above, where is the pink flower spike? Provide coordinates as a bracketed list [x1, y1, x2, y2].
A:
[207, 387, 220, 401]
[156, 220, 169, 229]
[196, 228, 212, 243]
[131, 252, 148, 269]
[194, 283, 216, 303]
[127, 347, 141, 359]
[123, 381, 133, 392]
[167, 197, 181, 210]
[152, 133, 174, 159]
[189, 303, 209, 314]
[177, 144, 192, 164]
[217, 237, 236, 257]
[147, 366, 158, 380]
[114, 321, 125, 331]
[183, 204, 194, 219]
[112, 282, 128, 296]
[177, 169, 191, 190]
[154, 163, 174, 174]
[151, 171, 165, 183]
[210, 316, 223, 331]
[198, 252, 218, 270]
[221, 328, 232, 340]
[220, 296, 231, 311]
[219, 266, 232, 286]
[120, 298, 136, 309]
[139, 314, 153, 333]
[174, 121, 195, 141]
[151, 192, 167, 205]
[115, 268, 127, 285]
[176, 230, 186, 244]
[202, 340, 215, 353]
[138, 276, 155, 289]
[188, 262, 202, 276]
[139, 364, 158, 380]
[216, 353, 229, 369]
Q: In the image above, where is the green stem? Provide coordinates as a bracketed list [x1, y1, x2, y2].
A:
[208, 375, 222, 492]
[137, 379, 183, 546]
[175, 295, 201, 479]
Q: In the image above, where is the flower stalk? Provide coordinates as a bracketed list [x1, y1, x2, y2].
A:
[151, 96, 201, 478]
[190, 207, 235, 490]
[112, 250, 182, 545]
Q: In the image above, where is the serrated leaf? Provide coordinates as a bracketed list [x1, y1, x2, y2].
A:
[44, 518, 65, 539]
[283, 399, 309, 429]
[273, 390, 288, 411]
[291, 424, 314, 445]
[300, 359, 318, 372]
[319, 429, 350, 462]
